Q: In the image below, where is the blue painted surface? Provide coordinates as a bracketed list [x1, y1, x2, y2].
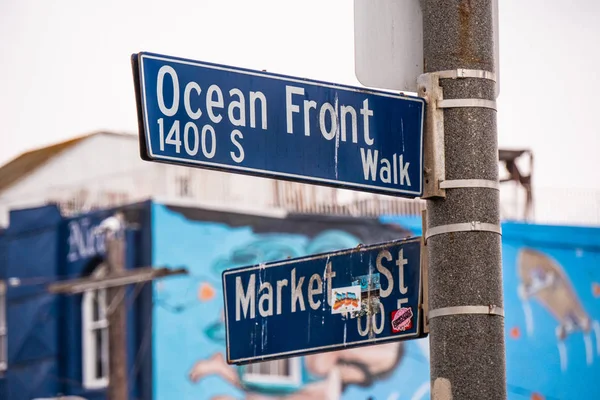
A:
[384, 215, 600, 399]
[1, 205, 61, 400]
[223, 238, 423, 363]
[135, 52, 425, 197]
[152, 204, 600, 400]
[152, 203, 428, 400]
[0, 204, 152, 400]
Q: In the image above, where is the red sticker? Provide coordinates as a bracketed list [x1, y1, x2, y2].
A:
[390, 307, 413, 333]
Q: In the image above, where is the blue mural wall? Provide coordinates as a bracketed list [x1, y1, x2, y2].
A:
[153, 203, 600, 400]
[382, 217, 600, 400]
[152, 203, 429, 400]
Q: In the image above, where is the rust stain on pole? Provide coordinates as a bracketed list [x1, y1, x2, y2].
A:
[457, 0, 478, 64]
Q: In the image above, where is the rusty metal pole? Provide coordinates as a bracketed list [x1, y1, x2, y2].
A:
[421, 0, 507, 398]
[106, 216, 129, 400]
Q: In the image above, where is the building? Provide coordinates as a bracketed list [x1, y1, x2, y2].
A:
[0, 131, 426, 228]
[0, 203, 152, 400]
[0, 201, 599, 399]
[6, 130, 597, 229]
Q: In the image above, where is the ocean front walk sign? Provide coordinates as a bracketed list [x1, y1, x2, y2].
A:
[132, 52, 425, 197]
[221, 238, 425, 364]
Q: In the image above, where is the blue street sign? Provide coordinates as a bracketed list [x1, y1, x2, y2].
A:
[222, 238, 424, 364]
[132, 52, 425, 197]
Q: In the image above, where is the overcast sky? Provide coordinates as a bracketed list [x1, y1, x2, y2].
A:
[1, 0, 599, 191]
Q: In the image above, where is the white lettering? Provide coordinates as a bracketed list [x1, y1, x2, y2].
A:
[235, 275, 255, 321]
[376, 250, 394, 298]
[303, 100, 317, 136]
[157, 66, 179, 117]
[360, 99, 374, 146]
[206, 85, 224, 123]
[308, 274, 322, 310]
[319, 102, 337, 140]
[184, 82, 202, 120]
[249, 91, 268, 130]
[396, 249, 409, 294]
[372, 302, 385, 334]
[258, 282, 273, 317]
[393, 154, 398, 185]
[276, 279, 288, 315]
[358, 315, 370, 336]
[165, 120, 181, 153]
[399, 154, 411, 186]
[286, 86, 304, 134]
[380, 158, 392, 183]
[67, 219, 106, 262]
[230, 130, 245, 163]
[340, 105, 358, 143]
[158, 118, 165, 151]
[228, 88, 246, 127]
[360, 148, 378, 181]
[201, 125, 216, 159]
[325, 262, 337, 307]
[291, 268, 306, 312]
[184, 122, 199, 156]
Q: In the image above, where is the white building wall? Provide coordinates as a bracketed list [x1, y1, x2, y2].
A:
[0, 133, 279, 225]
[5, 132, 586, 228]
[2, 133, 143, 199]
[0, 134, 151, 225]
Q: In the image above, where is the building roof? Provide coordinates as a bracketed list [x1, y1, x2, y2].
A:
[0, 131, 135, 193]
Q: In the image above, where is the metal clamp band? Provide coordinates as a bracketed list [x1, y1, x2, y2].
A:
[425, 221, 502, 241]
[439, 179, 499, 190]
[437, 99, 497, 110]
[436, 69, 496, 82]
[428, 305, 504, 320]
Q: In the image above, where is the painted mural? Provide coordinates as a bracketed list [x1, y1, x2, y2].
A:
[500, 225, 600, 400]
[152, 205, 429, 400]
[152, 204, 600, 400]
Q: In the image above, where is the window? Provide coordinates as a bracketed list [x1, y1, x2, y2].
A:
[243, 358, 301, 386]
[176, 175, 192, 198]
[82, 266, 109, 389]
[0, 281, 6, 372]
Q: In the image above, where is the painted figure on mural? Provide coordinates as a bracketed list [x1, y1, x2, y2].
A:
[517, 248, 600, 371]
[186, 228, 417, 399]
[188, 342, 405, 400]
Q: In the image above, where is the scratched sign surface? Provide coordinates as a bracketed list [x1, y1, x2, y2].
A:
[222, 238, 424, 364]
[132, 52, 425, 197]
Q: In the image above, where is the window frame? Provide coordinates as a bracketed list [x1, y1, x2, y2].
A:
[243, 358, 302, 386]
[81, 265, 109, 389]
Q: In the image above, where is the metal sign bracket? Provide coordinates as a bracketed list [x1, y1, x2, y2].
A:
[425, 221, 502, 243]
[417, 69, 497, 199]
[428, 305, 505, 320]
[417, 73, 446, 199]
[440, 179, 499, 190]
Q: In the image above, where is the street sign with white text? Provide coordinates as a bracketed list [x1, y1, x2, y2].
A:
[222, 238, 424, 364]
[132, 52, 425, 197]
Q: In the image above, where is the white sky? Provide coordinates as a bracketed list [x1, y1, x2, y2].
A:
[0, 0, 599, 191]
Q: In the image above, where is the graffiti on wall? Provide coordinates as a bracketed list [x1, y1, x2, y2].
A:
[152, 206, 600, 400]
[152, 205, 430, 400]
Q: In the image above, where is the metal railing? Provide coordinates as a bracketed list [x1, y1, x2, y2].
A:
[1, 167, 598, 227]
[272, 180, 426, 217]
